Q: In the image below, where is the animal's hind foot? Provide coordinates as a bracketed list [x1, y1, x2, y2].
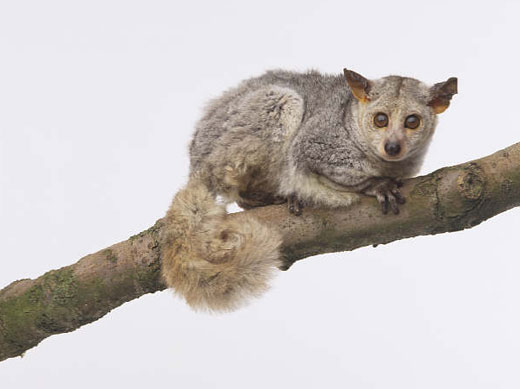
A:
[288, 194, 304, 216]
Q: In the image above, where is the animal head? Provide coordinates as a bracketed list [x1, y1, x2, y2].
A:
[344, 69, 457, 162]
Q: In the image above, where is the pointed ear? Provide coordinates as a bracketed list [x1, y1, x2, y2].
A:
[343, 68, 372, 103]
[428, 77, 458, 114]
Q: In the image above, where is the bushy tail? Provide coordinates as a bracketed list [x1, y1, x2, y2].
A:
[161, 178, 282, 312]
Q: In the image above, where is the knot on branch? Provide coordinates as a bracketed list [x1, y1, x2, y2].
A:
[457, 163, 485, 201]
[434, 162, 488, 232]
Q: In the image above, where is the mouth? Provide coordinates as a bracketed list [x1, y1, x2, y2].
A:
[378, 153, 407, 162]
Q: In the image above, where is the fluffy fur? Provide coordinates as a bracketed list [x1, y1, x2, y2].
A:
[162, 178, 282, 312]
[162, 68, 457, 311]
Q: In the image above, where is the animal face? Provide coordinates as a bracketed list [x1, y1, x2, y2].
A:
[344, 70, 457, 162]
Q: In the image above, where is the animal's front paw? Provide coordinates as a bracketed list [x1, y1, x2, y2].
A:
[362, 178, 405, 215]
[288, 194, 304, 216]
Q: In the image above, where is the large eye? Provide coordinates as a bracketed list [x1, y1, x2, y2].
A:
[405, 114, 421, 129]
[374, 113, 388, 128]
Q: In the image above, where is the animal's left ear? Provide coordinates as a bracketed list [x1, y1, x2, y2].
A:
[344, 69, 372, 103]
[428, 77, 458, 114]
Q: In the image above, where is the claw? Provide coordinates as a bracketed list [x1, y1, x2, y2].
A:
[391, 188, 406, 204]
[364, 177, 406, 215]
[376, 192, 388, 214]
[394, 191, 406, 204]
[388, 193, 399, 215]
[288, 194, 304, 216]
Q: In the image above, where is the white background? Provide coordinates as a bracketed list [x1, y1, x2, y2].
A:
[1, 1, 520, 387]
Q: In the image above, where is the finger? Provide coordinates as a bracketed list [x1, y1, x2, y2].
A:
[297, 200, 304, 214]
[388, 193, 400, 215]
[376, 192, 388, 214]
[288, 200, 296, 214]
[391, 189, 406, 204]
[288, 196, 303, 216]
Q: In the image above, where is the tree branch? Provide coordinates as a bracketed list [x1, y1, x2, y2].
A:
[1, 143, 520, 361]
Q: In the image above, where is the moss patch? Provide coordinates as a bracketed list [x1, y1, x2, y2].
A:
[129, 220, 162, 241]
[103, 249, 118, 263]
[0, 267, 79, 358]
[0, 260, 163, 360]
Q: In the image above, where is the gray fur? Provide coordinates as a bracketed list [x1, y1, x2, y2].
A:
[162, 68, 457, 311]
[189, 69, 456, 208]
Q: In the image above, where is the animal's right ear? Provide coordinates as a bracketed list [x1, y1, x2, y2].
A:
[428, 77, 458, 114]
[343, 69, 372, 103]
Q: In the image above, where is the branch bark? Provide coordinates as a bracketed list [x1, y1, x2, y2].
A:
[1, 143, 520, 361]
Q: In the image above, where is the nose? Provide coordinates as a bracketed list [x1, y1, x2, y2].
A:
[384, 142, 401, 157]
